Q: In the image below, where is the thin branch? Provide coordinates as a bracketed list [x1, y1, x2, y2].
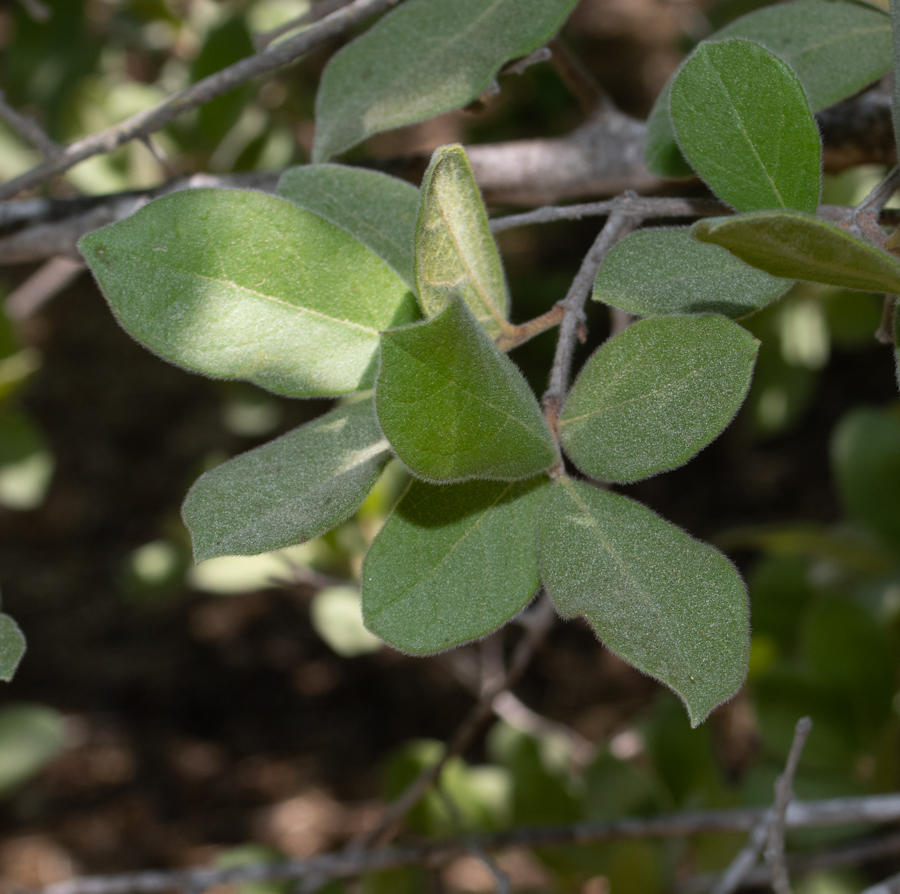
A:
[0, 89, 60, 158]
[4, 256, 84, 320]
[862, 871, 900, 894]
[548, 38, 607, 116]
[711, 821, 772, 894]
[0, 0, 396, 202]
[502, 46, 553, 77]
[468, 847, 511, 894]
[31, 793, 900, 894]
[764, 717, 813, 894]
[253, 0, 354, 50]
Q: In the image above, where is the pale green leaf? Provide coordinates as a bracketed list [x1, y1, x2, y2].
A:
[78, 189, 419, 398]
[593, 227, 791, 317]
[183, 398, 390, 561]
[416, 145, 509, 339]
[277, 164, 420, 289]
[560, 315, 758, 482]
[312, 0, 579, 161]
[0, 704, 65, 795]
[362, 477, 548, 654]
[670, 39, 821, 213]
[0, 615, 24, 682]
[376, 296, 557, 483]
[692, 211, 900, 293]
[311, 586, 382, 657]
[645, 0, 891, 178]
[892, 0, 900, 151]
[538, 478, 749, 726]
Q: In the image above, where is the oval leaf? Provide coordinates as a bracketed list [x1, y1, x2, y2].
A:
[0, 614, 25, 682]
[670, 39, 821, 213]
[594, 227, 791, 317]
[416, 145, 510, 339]
[376, 295, 557, 483]
[0, 704, 65, 795]
[277, 164, 420, 289]
[362, 477, 548, 654]
[78, 189, 419, 398]
[313, 0, 578, 161]
[183, 399, 390, 561]
[692, 211, 900, 293]
[538, 478, 749, 726]
[559, 315, 758, 483]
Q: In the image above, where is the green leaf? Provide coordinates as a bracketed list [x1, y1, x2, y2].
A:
[78, 189, 419, 398]
[892, 0, 900, 152]
[645, 0, 891, 178]
[312, 0, 579, 161]
[182, 399, 390, 561]
[376, 296, 557, 483]
[277, 164, 420, 290]
[0, 704, 65, 796]
[692, 211, 900, 293]
[416, 145, 509, 339]
[0, 615, 25, 682]
[831, 407, 900, 551]
[560, 316, 758, 483]
[538, 478, 749, 725]
[362, 476, 548, 654]
[593, 227, 791, 317]
[670, 39, 821, 213]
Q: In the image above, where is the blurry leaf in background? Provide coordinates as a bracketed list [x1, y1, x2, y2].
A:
[188, 543, 321, 594]
[583, 751, 661, 821]
[0, 411, 54, 511]
[311, 586, 382, 658]
[0, 614, 25, 682]
[0, 704, 65, 796]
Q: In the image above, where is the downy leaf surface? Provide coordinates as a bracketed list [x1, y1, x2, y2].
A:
[645, 0, 891, 177]
[78, 189, 419, 398]
[312, 0, 579, 161]
[0, 614, 24, 682]
[593, 227, 791, 317]
[892, 0, 900, 152]
[559, 315, 758, 482]
[376, 296, 557, 483]
[538, 478, 749, 726]
[416, 145, 509, 339]
[277, 164, 420, 289]
[692, 211, 900, 293]
[670, 39, 821, 212]
[183, 399, 390, 561]
[362, 476, 549, 654]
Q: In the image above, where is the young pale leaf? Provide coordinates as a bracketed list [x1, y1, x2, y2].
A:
[78, 189, 418, 398]
[362, 476, 549, 655]
[416, 145, 509, 339]
[0, 614, 24, 682]
[692, 211, 900, 293]
[183, 399, 390, 561]
[376, 296, 557, 483]
[670, 39, 821, 213]
[559, 315, 758, 483]
[645, 0, 891, 178]
[538, 478, 749, 726]
[593, 227, 791, 317]
[312, 0, 578, 161]
[277, 165, 420, 289]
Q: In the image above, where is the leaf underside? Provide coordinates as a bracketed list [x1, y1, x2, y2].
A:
[0, 614, 25, 682]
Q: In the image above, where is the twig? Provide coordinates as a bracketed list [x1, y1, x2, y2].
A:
[354, 594, 557, 849]
[548, 38, 608, 116]
[0, 89, 60, 158]
[30, 793, 900, 894]
[862, 871, 900, 894]
[0, 0, 396, 202]
[502, 47, 553, 77]
[711, 820, 770, 894]
[4, 256, 84, 320]
[253, 0, 353, 50]
[468, 847, 511, 894]
[764, 717, 813, 894]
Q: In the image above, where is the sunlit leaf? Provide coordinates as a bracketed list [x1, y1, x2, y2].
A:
[0, 704, 64, 795]
[79, 189, 419, 398]
[670, 39, 821, 212]
[0, 615, 24, 682]
[376, 296, 557, 482]
[538, 478, 749, 726]
[312, 0, 579, 160]
[362, 476, 548, 654]
[183, 399, 390, 561]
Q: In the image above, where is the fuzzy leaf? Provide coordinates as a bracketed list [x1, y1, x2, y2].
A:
[183, 399, 390, 561]
[538, 478, 749, 726]
[78, 189, 419, 398]
[376, 296, 557, 483]
[277, 164, 420, 289]
[0, 614, 24, 682]
[313, 0, 578, 161]
[645, 0, 891, 178]
[416, 145, 509, 339]
[892, 0, 900, 152]
[362, 476, 548, 654]
[559, 316, 758, 482]
[693, 211, 900, 293]
[670, 39, 821, 213]
[594, 227, 791, 317]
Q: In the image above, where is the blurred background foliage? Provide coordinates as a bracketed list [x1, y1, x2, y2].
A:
[0, 0, 899, 892]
